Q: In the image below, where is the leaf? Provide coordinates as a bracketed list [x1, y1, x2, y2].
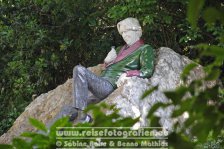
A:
[143, 15, 154, 25]
[163, 15, 172, 24]
[203, 7, 221, 24]
[184, 116, 196, 129]
[172, 98, 193, 118]
[12, 138, 30, 149]
[49, 117, 72, 144]
[21, 132, 40, 138]
[205, 68, 220, 81]
[149, 116, 160, 127]
[20, 131, 50, 147]
[181, 63, 198, 82]
[50, 117, 71, 132]
[147, 102, 168, 118]
[30, 135, 50, 148]
[116, 117, 139, 127]
[164, 86, 189, 105]
[203, 46, 224, 58]
[197, 44, 224, 58]
[29, 118, 47, 132]
[204, 85, 219, 99]
[0, 144, 13, 149]
[168, 132, 194, 149]
[191, 122, 210, 142]
[187, 0, 205, 28]
[220, 36, 224, 43]
[141, 85, 158, 99]
[172, 107, 186, 118]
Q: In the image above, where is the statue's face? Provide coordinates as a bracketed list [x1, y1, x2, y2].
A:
[119, 25, 140, 46]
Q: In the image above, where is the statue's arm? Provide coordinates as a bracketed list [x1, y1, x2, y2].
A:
[139, 45, 155, 78]
[125, 45, 155, 78]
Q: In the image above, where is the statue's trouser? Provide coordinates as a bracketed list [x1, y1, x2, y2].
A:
[73, 65, 114, 110]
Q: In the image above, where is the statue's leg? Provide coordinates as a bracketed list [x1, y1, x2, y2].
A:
[73, 65, 114, 110]
[73, 65, 88, 110]
[85, 71, 114, 102]
[86, 94, 101, 105]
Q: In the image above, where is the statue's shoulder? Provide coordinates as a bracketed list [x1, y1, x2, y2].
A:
[140, 44, 154, 51]
[144, 44, 153, 48]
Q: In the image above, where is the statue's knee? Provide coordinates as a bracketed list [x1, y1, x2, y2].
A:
[73, 65, 85, 74]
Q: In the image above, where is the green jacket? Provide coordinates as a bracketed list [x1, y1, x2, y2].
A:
[100, 44, 155, 89]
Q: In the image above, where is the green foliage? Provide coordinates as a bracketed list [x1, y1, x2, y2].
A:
[181, 62, 198, 81]
[0, 0, 118, 135]
[0, 103, 138, 148]
[187, 0, 205, 28]
[29, 118, 47, 133]
[3, 117, 73, 149]
[141, 85, 158, 99]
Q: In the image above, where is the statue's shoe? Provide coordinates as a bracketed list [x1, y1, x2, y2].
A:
[74, 114, 93, 124]
[69, 111, 78, 122]
[81, 114, 93, 123]
[53, 105, 80, 122]
[46, 105, 78, 128]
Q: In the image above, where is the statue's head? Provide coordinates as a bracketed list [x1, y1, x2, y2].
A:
[117, 17, 142, 46]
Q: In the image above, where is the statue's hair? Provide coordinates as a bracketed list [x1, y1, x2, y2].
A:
[117, 17, 142, 38]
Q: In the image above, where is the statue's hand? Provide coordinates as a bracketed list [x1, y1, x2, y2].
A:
[99, 63, 106, 70]
[116, 73, 129, 87]
[104, 48, 117, 64]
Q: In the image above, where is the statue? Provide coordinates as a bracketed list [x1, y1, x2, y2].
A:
[69, 17, 156, 123]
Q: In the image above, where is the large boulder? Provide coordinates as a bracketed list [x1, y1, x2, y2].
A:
[0, 47, 215, 144]
[104, 47, 214, 130]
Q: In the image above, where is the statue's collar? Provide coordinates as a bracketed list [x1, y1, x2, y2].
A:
[124, 39, 144, 49]
[106, 39, 144, 67]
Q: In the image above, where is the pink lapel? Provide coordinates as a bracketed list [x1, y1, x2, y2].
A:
[106, 39, 144, 67]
